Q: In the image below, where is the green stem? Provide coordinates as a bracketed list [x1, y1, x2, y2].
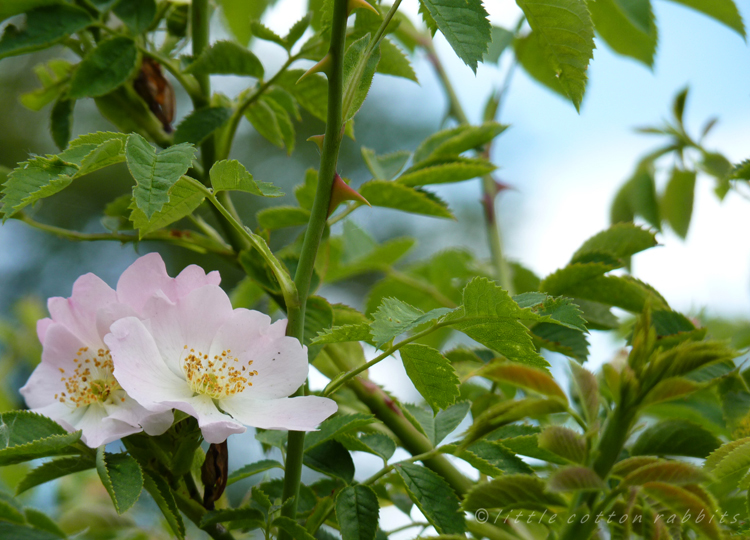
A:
[279, 0, 349, 532]
[173, 490, 236, 540]
[191, 0, 211, 106]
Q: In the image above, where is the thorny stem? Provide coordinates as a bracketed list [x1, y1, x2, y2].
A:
[278, 0, 348, 531]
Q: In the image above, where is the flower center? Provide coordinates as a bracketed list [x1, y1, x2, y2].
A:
[181, 346, 257, 399]
[56, 347, 124, 407]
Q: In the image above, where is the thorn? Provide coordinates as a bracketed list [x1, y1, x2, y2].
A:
[348, 0, 379, 16]
[296, 54, 332, 84]
[328, 173, 371, 217]
[307, 134, 325, 151]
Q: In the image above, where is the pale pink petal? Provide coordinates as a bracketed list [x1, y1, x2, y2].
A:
[103, 393, 173, 436]
[36, 318, 53, 345]
[140, 410, 175, 436]
[95, 302, 138, 342]
[166, 394, 245, 444]
[174, 265, 221, 299]
[220, 395, 337, 431]
[32, 400, 83, 434]
[48, 273, 117, 346]
[116, 252, 174, 313]
[106, 317, 194, 410]
[74, 405, 142, 447]
[208, 311, 308, 400]
[140, 285, 234, 374]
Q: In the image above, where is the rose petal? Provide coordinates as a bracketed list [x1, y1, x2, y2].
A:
[106, 317, 194, 410]
[220, 395, 337, 431]
[48, 273, 117, 346]
[165, 394, 245, 444]
[174, 265, 221, 299]
[36, 318, 53, 345]
[74, 404, 142, 447]
[208, 311, 308, 400]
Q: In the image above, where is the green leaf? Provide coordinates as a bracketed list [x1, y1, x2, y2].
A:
[0, 522, 65, 540]
[143, 470, 185, 539]
[216, 0, 271, 45]
[661, 168, 696, 239]
[538, 426, 586, 463]
[339, 432, 396, 462]
[336, 485, 379, 540]
[129, 176, 205, 237]
[245, 95, 295, 152]
[185, 41, 264, 77]
[641, 482, 723, 540]
[113, 0, 156, 33]
[569, 361, 599, 423]
[570, 223, 657, 264]
[342, 34, 381, 122]
[515, 0, 595, 111]
[377, 38, 418, 82]
[210, 160, 282, 197]
[514, 32, 567, 99]
[0, 497, 25, 524]
[631, 419, 719, 458]
[588, 0, 657, 66]
[23, 508, 66, 538]
[312, 323, 372, 345]
[273, 517, 316, 540]
[533, 323, 589, 362]
[0, 1, 61, 21]
[1, 155, 77, 221]
[250, 20, 285, 47]
[434, 402, 471, 445]
[174, 107, 232, 146]
[462, 475, 566, 511]
[611, 166, 661, 229]
[20, 59, 74, 112]
[303, 440, 354, 482]
[397, 159, 496, 187]
[361, 148, 411, 180]
[359, 181, 454, 219]
[17, 455, 95, 494]
[371, 298, 451, 347]
[418, 0, 491, 72]
[202, 507, 265, 529]
[49, 98, 74, 151]
[414, 123, 508, 164]
[395, 463, 465, 534]
[0, 5, 93, 60]
[125, 133, 196, 219]
[477, 362, 568, 402]
[400, 344, 460, 411]
[485, 26, 514, 63]
[467, 399, 567, 446]
[704, 438, 750, 487]
[256, 206, 310, 229]
[0, 411, 81, 466]
[642, 376, 703, 405]
[622, 461, 709, 486]
[664, 0, 745, 37]
[547, 466, 606, 492]
[463, 440, 534, 475]
[69, 37, 138, 99]
[305, 413, 375, 451]
[285, 13, 312, 48]
[96, 448, 143, 514]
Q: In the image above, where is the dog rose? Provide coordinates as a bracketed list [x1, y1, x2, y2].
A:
[105, 284, 338, 444]
[20, 253, 219, 447]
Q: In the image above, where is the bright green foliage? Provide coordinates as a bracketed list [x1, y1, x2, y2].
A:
[516, 0, 595, 110]
[50, 97, 75, 150]
[661, 168, 696, 238]
[377, 38, 418, 82]
[0, 411, 81, 466]
[1, 155, 78, 220]
[395, 463, 465, 533]
[257, 206, 310, 229]
[250, 20, 285, 48]
[358, 181, 454, 219]
[361, 148, 411, 180]
[642, 483, 723, 540]
[370, 298, 451, 347]
[588, 0, 657, 66]
[185, 41, 264, 77]
[245, 94, 297, 153]
[312, 323, 372, 345]
[21, 59, 74, 112]
[413, 123, 508, 164]
[547, 466, 606, 492]
[538, 426, 586, 463]
[396, 159, 496, 187]
[215, 0, 272, 45]
[69, 37, 138, 99]
[514, 32, 567, 99]
[202, 507, 265, 529]
[342, 34, 381, 122]
[335, 485, 379, 540]
[17, 455, 95, 494]
[0, 5, 93, 60]
[485, 26, 514, 63]
[114, 0, 157, 33]
[96, 447, 143, 515]
[399, 344, 460, 411]
[340, 433, 396, 462]
[570, 223, 657, 263]
[174, 107, 232, 145]
[478, 362, 568, 401]
[304, 413, 375, 451]
[404, 401, 470, 446]
[463, 474, 566, 511]
[418, 0, 491, 72]
[210, 160, 283, 197]
[143, 470, 185, 539]
[129, 176, 205, 237]
[125, 134, 196, 219]
[273, 517, 316, 540]
[631, 419, 720, 458]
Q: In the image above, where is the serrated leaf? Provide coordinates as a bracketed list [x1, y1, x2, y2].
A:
[377, 38, 418, 82]
[400, 344, 460, 411]
[125, 133, 196, 219]
[464, 440, 534, 474]
[371, 298, 451, 347]
[185, 40, 264, 77]
[23, 508, 66, 538]
[0, 497, 25, 524]
[485, 26, 514, 63]
[664, 0, 745, 37]
[0, 411, 81, 465]
[0, 5, 93, 60]
[210, 160, 282, 197]
[250, 20, 285, 46]
[418, 0, 491, 72]
[641, 482, 723, 540]
[569, 361, 599, 423]
[129, 176, 205, 237]
[336, 485, 379, 540]
[477, 362, 568, 402]
[20, 59, 74, 112]
[361, 148, 411, 180]
[622, 461, 709, 486]
[538, 426, 586, 463]
[515, 0, 595, 111]
[533, 323, 590, 362]
[305, 413, 375, 451]
[274, 516, 316, 540]
[286, 13, 311, 48]
[611, 165, 661, 229]
[202, 507, 265, 529]
[571, 223, 657, 264]
[339, 432, 396, 462]
[113, 0, 156, 33]
[256, 206, 310, 229]
[174, 107, 231, 146]
[547, 466, 605, 492]
[216, 0, 271, 45]
[303, 440, 354, 482]
[358, 181, 454, 219]
[642, 377, 703, 406]
[69, 37, 138, 99]
[514, 32, 568, 99]
[312, 323, 372, 345]
[342, 34, 380, 122]
[395, 463, 465, 534]
[463, 475, 566, 511]
[467, 399, 567, 445]
[96, 447, 143, 514]
[1, 155, 77, 220]
[705, 438, 750, 487]
[17, 455, 95, 494]
[143, 470, 185, 539]
[588, 0, 657, 66]
[631, 419, 719, 458]
[397, 159, 496, 187]
[611, 456, 661, 477]
[415, 123, 508, 164]
[435, 401, 471, 445]
[661, 168, 696, 239]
